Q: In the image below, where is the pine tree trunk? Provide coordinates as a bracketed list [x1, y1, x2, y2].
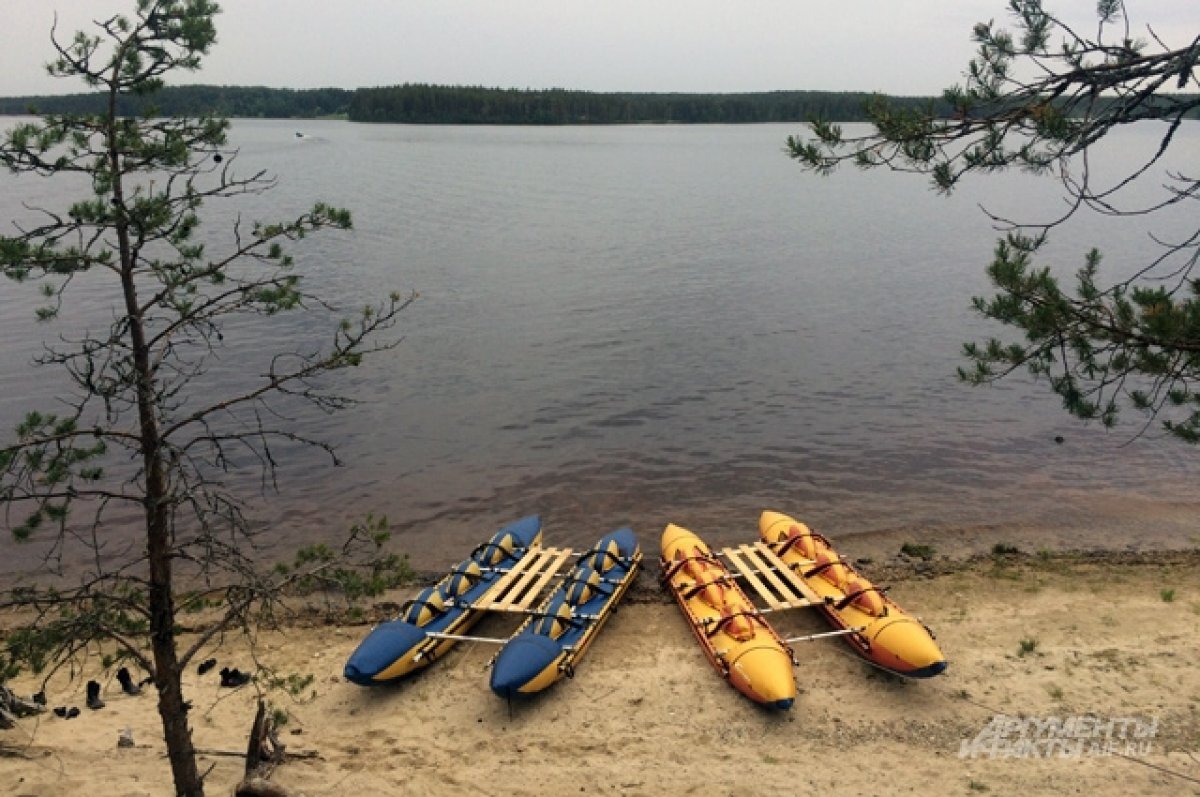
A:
[124, 229, 205, 797]
[148, 503, 203, 797]
[108, 87, 204, 797]
[150, 602, 202, 796]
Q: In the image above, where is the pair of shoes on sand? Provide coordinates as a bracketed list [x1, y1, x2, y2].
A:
[80, 666, 146, 712]
[50, 681, 111, 710]
[219, 666, 252, 688]
[197, 656, 251, 687]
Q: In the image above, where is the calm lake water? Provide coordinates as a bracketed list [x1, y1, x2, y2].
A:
[1, 119, 1198, 575]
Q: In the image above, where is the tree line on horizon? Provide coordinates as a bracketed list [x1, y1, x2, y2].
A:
[0, 83, 954, 123]
[0, 84, 352, 119]
[4, 83, 1197, 125]
[346, 84, 951, 123]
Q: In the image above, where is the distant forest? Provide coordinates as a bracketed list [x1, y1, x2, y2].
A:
[0, 84, 942, 123]
[347, 85, 947, 124]
[0, 85, 353, 119]
[3, 84, 1197, 124]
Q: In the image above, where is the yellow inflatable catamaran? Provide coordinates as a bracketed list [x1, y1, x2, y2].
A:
[661, 512, 946, 706]
[661, 523, 797, 709]
[759, 510, 946, 678]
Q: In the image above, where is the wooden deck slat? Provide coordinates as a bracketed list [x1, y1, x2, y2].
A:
[723, 546, 784, 610]
[498, 547, 560, 605]
[514, 547, 574, 609]
[720, 542, 824, 611]
[473, 546, 542, 605]
[738, 544, 798, 607]
[752, 543, 824, 606]
[477, 547, 573, 612]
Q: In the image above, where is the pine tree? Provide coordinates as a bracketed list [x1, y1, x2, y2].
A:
[0, 3, 412, 794]
[788, 0, 1200, 442]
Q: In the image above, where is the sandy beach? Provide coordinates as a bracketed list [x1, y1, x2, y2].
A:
[3, 548, 1199, 796]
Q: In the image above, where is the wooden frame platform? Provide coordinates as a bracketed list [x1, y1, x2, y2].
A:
[474, 546, 574, 613]
[720, 542, 824, 611]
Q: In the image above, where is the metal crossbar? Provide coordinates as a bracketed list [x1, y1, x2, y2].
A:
[720, 542, 823, 611]
[783, 626, 865, 644]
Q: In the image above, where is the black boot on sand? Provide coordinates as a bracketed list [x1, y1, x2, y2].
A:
[86, 679, 105, 710]
[117, 667, 142, 696]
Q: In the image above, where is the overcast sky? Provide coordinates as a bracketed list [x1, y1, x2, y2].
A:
[1, 1, 1195, 97]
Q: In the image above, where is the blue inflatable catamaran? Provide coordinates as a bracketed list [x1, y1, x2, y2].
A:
[344, 517, 640, 696]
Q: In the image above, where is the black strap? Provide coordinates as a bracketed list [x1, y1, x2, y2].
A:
[662, 553, 718, 581]
[835, 585, 889, 611]
[682, 576, 734, 600]
[564, 576, 613, 601]
[400, 596, 443, 621]
[802, 558, 847, 579]
[774, 534, 809, 557]
[472, 541, 523, 564]
[769, 531, 831, 554]
[704, 611, 760, 639]
[530, 610, 585, 633]
[444, 566, 486, 597]
[579, 545, 625, 571]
